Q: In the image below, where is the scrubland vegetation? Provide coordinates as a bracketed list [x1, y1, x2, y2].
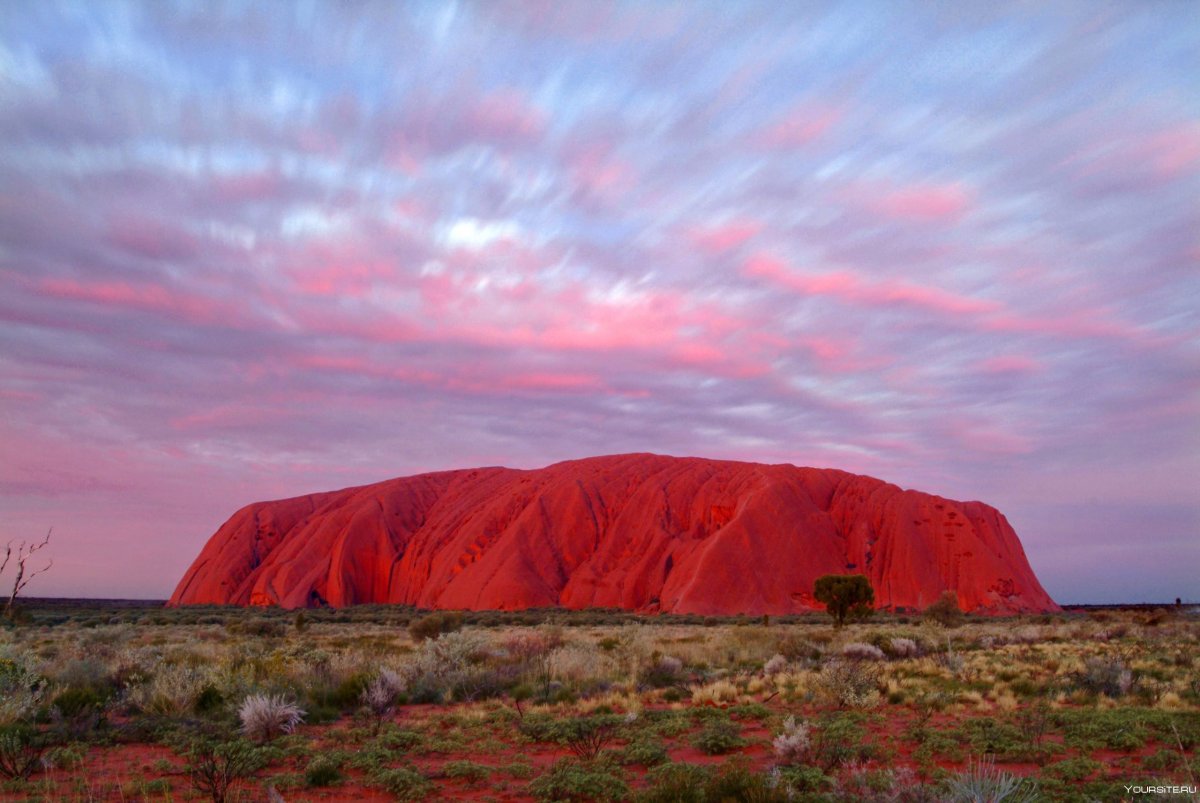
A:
[0, 602, 1197, 801]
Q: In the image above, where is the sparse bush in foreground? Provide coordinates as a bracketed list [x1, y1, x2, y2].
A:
[238, 693, 304, 743]
[184, 737, 268, 803]
[0, 725, 46, 780]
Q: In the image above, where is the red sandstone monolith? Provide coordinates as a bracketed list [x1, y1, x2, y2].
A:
[169, 453, 1058, 614]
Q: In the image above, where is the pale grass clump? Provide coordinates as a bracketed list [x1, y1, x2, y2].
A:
[1155, 692, 1186, 711]
[763, 654, 789, 676]
[577, 690, 642, 715]
[841, 642, 886, 661]
[889, 637, 920, 658]
[691, 679, 740, 704]
[550, 643, 617, 685]
[128, 663, 214, 716]
[238, 693, 305, 743]
[772, 715, 811, 764]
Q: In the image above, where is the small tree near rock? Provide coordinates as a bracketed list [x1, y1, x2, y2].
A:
[924, 590, 965, 627]
[813, 574, 874, 627]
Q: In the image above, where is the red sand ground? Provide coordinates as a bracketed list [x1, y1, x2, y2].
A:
[20, 698, 1169, 802]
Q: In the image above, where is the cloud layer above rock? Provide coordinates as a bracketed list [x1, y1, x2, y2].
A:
[1, 2, 1196, 603]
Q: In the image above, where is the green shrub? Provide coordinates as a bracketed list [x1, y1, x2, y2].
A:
[963, 717, 1026, 759]
[49, 686, 107, 741]
[690, 718, 744, 755]
[638, 762, 711, 802]
[442, 759, 491, 784]
[304, 755, 342, 787]
[182, 737, 269, 803]
[225, 618, 286, 638]
[703, 762, 790, 801]
[371, 765, 432, 801]
[638, 761, 792, 802]
[620, 737, 669, 766]
[0, 725, 46, 780]
[811, 712, 875, 770]
[530, 758, 630, 802]
[1043, 756, 1101, 782]
[775, 763, 831, 793]
[194, 684, 225, 716]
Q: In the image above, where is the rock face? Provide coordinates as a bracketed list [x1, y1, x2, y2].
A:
[169, 453, 1059, 614]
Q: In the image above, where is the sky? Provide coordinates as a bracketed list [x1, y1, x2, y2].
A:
[1, 1, 1197, 605]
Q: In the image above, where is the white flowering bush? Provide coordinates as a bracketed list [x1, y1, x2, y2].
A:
[405, 631, 510, 702]
[772, 715, 811, 764]
[361, 667, 406, 730]
[238, 693, 304, 743]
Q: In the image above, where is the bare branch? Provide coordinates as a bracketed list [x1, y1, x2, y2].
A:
[27, 529, 52, 555]
[14, 558, 52, 595]
[0, 542, 10, 579]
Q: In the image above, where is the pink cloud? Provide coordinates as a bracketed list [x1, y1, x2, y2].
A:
[38, 278, 224, 324]
[872, 182, 974, 221]
[469, 88, 547, 143]
[690, 220, 762, 253]
[978, 355, 1042, 374]
[743, 253, 998, 316]
[1148, 122, 1200, 178]
[982, 310, 1145, 341]
[105, 215, 200, 261]
[758, 104, 841, 148]
[569, 143, 634, 196]
[947, 420, 1035, 456]
[213, 170, 285, 203]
